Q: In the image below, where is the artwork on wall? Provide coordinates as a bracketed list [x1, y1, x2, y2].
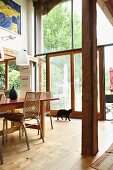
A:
[0, 0, 21, 34]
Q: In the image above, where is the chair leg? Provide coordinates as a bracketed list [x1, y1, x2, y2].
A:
[36, 117, 40, 135]
[21, 123, 30, 150]
[0, 142, 3, 164]
[6, 120, 8, 142]
[2, 119, 6, 145]
[38, 129, 40, 135]
[49, 114, 53, 129]
[21, 127, 24, 137]
[19, 125, 22, 139]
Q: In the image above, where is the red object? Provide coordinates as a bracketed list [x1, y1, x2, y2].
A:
[109, 67, 113, 92]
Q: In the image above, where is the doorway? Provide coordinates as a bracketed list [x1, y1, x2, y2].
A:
[44, 47, 105, 119]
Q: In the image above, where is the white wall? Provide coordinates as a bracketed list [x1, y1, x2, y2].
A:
[0, 0, 34, 55]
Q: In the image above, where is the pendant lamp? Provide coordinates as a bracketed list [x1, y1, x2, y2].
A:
[16, 50, 29, 66]
[0, 46, 4, 61]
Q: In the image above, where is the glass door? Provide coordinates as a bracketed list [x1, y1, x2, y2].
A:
[46, 49, 102, 118]
[47, 52, 83, 117]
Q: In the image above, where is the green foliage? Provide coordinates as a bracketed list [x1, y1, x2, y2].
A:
[105, 69, 110, 93]
[73, 16, 82, 48]
[8, 70, 20, 90]
[8, 63, 19, 72]
[43, 3, 82, 53]
[0, 62, 19, 90]
[0, 65, 5, 88]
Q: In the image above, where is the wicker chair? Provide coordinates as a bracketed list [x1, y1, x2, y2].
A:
[0, 92, 8, 118]
[0, 92, 6, 102]
[0, 94, 2, 101]
[23, 91, 44, 143]
[2, 92, 44, 152]
[41, 92, 53, 129]
[2, 113, 30, 150]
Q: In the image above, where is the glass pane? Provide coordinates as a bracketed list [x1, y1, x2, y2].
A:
[8, 61, 20, 91]
[50, 55, 71, 110]
[105, 46, 113, 120]
[37, 57, 46, 92]
[73, 0, 82, 49]
[105, 46, 113, 94]
[0, 64, 5, 89]
[41, 56, 46, 92]
[74, 53, 82, 111]
[97, 4, 113, 45]
[42, 1, 71, 53]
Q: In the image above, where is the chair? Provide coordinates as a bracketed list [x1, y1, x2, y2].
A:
[0, 92, 8, 164]
[41, 92, 53, 129]
[0, 92, 6, 102]
[2, 92, 44, 148]
[0, 92, 7, 118]
[23, 91, 44, 143]
[2, 113, 30, 150]
[0, 94, 2, 101]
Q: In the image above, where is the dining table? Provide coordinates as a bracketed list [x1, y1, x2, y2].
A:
[0, 96, 59, 138]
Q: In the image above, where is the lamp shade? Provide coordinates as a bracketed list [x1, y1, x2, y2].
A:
[16, 50, 29, 66]
[0, 46, 4, 61]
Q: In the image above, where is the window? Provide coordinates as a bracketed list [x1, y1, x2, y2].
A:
[42, 0, 82, 53]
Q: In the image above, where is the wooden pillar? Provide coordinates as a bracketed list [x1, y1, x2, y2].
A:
[82, 0, 98, 155]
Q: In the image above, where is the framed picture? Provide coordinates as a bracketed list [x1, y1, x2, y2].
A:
[0, 0, 21, 34]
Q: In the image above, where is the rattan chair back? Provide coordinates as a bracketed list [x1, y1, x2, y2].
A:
[0, 92, 6, 102]
[23, 92, 41, 119]
[0, 94, 3, 101]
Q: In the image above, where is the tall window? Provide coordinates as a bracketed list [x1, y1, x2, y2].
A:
[42, 0, 82, 53]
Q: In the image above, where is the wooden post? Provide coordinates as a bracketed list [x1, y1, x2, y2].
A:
[82, 0, 98, 155]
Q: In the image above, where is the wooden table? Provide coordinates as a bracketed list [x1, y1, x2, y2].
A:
[0, 97, 59, 138]
[40, 96, 59, 137]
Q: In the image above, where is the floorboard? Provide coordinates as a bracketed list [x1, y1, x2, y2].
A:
[0, 117, 113, 170]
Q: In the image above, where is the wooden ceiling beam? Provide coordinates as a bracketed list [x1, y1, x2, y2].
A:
[104, 0, 113, 16]
[97, 0, 113, 26]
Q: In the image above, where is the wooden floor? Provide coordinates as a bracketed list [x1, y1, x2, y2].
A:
[0, 117, 113, 170]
